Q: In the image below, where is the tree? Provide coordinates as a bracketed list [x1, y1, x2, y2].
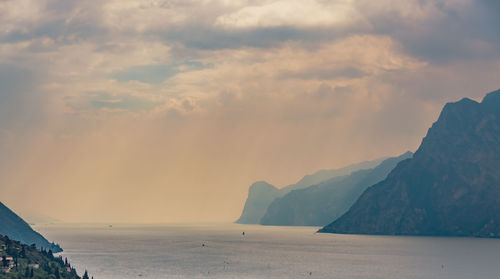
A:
[2, 255, 7, 267]
[20, 246, 26, 258]
[55, 267, 61, 279]
[82, 270, 89, 279]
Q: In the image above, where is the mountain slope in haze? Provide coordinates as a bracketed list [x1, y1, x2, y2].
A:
[17, 210, 60, 225]
[236, 182, 281, 224]
[320, 89, 500, 237]
[281, 157, 387, 193]
[0, 202, 62, 252]
[236, 157, 386, 224]
[260, 152, 412, 226]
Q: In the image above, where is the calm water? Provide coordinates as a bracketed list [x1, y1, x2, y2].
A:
[35, 223, 500, 279]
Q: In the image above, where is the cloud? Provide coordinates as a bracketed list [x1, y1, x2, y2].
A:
[215, 0, 362, 29]
[88, 91, 161, 111]
[112, 61, 208, 84]
[354, 0, 500, 63]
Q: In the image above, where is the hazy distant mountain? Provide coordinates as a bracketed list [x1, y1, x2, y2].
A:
[0, 202, 62, 252]
[236, 157, 386, 224]
[260, 152, 412, 226]
[236, 182, 281, 224]
[320, 89, 500, 237]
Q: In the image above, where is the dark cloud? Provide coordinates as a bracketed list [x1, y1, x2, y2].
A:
[1, 0, 498, 67]
[358, 0, 500, 64]
[145, 0, 500, 66]
[0, 0, 105, 44]
[151, 24, 365, 50]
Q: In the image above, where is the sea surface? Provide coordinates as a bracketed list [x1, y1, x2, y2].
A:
[35, 223, 500, 279]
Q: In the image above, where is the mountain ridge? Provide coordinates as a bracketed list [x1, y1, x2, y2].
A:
[0, 202, 62, 252]
[260, 152, 412, 226]
[236, 157, 386, 224]
[320, 89, 500, 237]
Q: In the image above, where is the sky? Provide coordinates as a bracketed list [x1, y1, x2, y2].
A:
[0, 0, 499, 223]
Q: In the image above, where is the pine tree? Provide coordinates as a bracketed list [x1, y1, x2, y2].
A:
[55, 267, 61, 279]
[48, 250, 54, 259]
[82, 270, 89, 279]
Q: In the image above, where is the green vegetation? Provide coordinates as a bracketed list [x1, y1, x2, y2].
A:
[0, 234, 84, 279]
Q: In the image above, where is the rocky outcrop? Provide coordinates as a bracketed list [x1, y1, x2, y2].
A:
[236, 182, 281, 224]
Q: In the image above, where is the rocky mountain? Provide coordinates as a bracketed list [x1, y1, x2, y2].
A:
[236, 157, 386, 224]
[320, 89, 500, 237]
[236, 182, 281, 224]
[0, 202, 62, 252]
[260, 152, 412, 226]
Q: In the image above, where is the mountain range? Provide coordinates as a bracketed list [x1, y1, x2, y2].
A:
[260, 152, 412, 226]
[320, 89, 500, 237]
[236, 157, 386, 224]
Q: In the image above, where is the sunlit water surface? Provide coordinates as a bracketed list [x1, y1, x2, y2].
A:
[35, 223, 500, 279]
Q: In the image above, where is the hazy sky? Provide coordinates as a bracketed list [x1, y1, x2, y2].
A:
[1, 0, 499, 223]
